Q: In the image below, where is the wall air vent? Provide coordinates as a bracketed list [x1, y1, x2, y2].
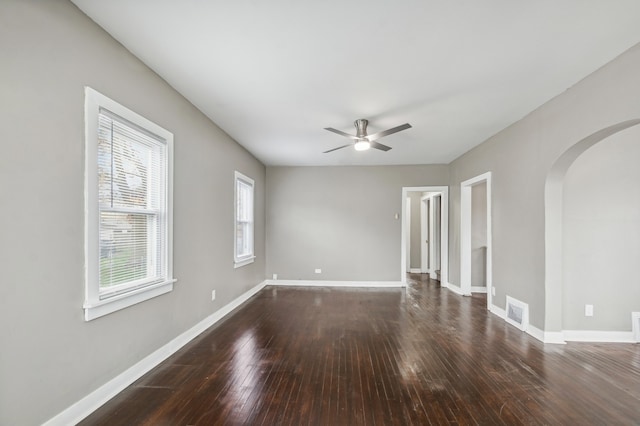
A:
[633, 312, 640, 343]
[505, 296, 529, 331]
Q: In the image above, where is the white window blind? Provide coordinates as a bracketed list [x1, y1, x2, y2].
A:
[235, 172, 254, 265]
[97, 109, 168, 297]
[84, 87, 174, 321]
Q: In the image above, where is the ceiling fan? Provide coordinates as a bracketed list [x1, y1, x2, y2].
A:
[323, 119, 411, 153]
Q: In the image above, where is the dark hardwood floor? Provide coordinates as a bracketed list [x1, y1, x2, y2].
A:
[80, 274, 640, 425]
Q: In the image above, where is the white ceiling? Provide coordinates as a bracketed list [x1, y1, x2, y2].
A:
[71, 0, 640, 166]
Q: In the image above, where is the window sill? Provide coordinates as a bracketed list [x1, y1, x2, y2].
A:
[234, 256, 256, 268]
[83, 279, 176, 321]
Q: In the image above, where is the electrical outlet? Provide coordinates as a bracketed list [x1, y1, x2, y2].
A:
[272, 273, 278, 280]
[314, 268, 322, 274]
[211, 290, 216, 301]
[585, 304, 593, 317]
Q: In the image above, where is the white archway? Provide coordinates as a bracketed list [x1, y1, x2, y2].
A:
[544, 119, 640, 341]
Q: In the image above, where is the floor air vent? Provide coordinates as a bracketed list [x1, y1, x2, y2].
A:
[633, 312, 640, 343]
[505, 296, 529, 331]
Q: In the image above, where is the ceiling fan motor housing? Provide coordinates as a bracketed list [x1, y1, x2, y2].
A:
[323, 118, 410, 153]
[355, 119, 369, 139]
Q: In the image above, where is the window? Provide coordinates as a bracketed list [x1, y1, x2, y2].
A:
[84, 87, 174, 321]
[234, 171, 255, 267]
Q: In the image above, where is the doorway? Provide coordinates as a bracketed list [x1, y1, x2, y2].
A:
[544, 119, 640, 339]
[421, 193, 442, 279]
[401, 186, 449, 286]
[460, 172, 492, 309]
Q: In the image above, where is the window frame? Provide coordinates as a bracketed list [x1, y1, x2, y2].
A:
[234, 171, 255, 268]
[84, 87, 175, 321]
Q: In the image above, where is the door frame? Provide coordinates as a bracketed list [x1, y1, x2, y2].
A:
[429, 194, 442, 280]
[405, 196, 411, 272]
[420, 195, 429, 274]
[460, 172, 492, 308]
[401, 186, 449, 286]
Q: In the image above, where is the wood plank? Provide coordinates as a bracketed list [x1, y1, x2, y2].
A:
[80, 274, 640, 425]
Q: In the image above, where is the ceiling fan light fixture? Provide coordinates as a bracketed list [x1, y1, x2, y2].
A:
[323, 119, 410, 154]
[354, 139, 371, 151]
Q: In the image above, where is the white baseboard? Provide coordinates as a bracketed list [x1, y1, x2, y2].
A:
[265, 280, 405, 288]
[477, 306, 633, 343]
[541, 331, 566, 344]
[526, 325, 545, 342]
[471, 286, 487, 293]
[490, 304, 506, 319]
[563, 330, 635, 343]
[633, 312, 640, 342]
[525, 326, 567, 344]
[478, 298, 633, 344]
[409, 268, 422, 273]
[490, 306, 565, 344]
[445, 282, 470, 296]
[429, 271, 438, 280]
[43, 280, 268, 426]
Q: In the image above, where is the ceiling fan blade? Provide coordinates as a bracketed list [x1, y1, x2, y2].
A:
[323, 143, 353, 153]
[370, 141, 392, 151]
[324, 127, 359, 140]
[367, 123, 412, 141]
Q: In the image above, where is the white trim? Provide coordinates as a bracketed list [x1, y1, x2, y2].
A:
[490, 304, 567, 344]
[460, 172, 492, 308]
[83, 87, 175, 321]
[471, 286, 487, 293]
[405, 196, 411, 272]
[541, 332, 567, 344]
[44, 280, 267, 426]
[401, 186, 448, 286]
[490, 304, 506, 318]
[525, 325, 567, 345]
[525, 325, 545, 342]
[445, 282, 469, 296]
[544, 120, 640, 332]
[430, 271, 438, 280]
[420, 196, 429, 273]
[632, 312, 640, 342]
[234, 256, 256, 269]
[234, 171, 255, 266]
[83, 280, 176, 321]
[563, 330, 636, 343]
[409, 268, 422, 273]
[265, 280, 405, 288]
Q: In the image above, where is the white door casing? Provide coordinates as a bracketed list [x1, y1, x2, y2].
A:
[460, 172, 492, 307]
[401, 186, 449, 286]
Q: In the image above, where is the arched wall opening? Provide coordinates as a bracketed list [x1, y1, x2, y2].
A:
[544, 119, 640, 341]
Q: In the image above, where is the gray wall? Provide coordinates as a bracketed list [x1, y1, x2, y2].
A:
[266, 166, 448, 281]
[0, 1, 265, 424]
[562, 125, 640, 330]
[448, 42, 640, 330]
